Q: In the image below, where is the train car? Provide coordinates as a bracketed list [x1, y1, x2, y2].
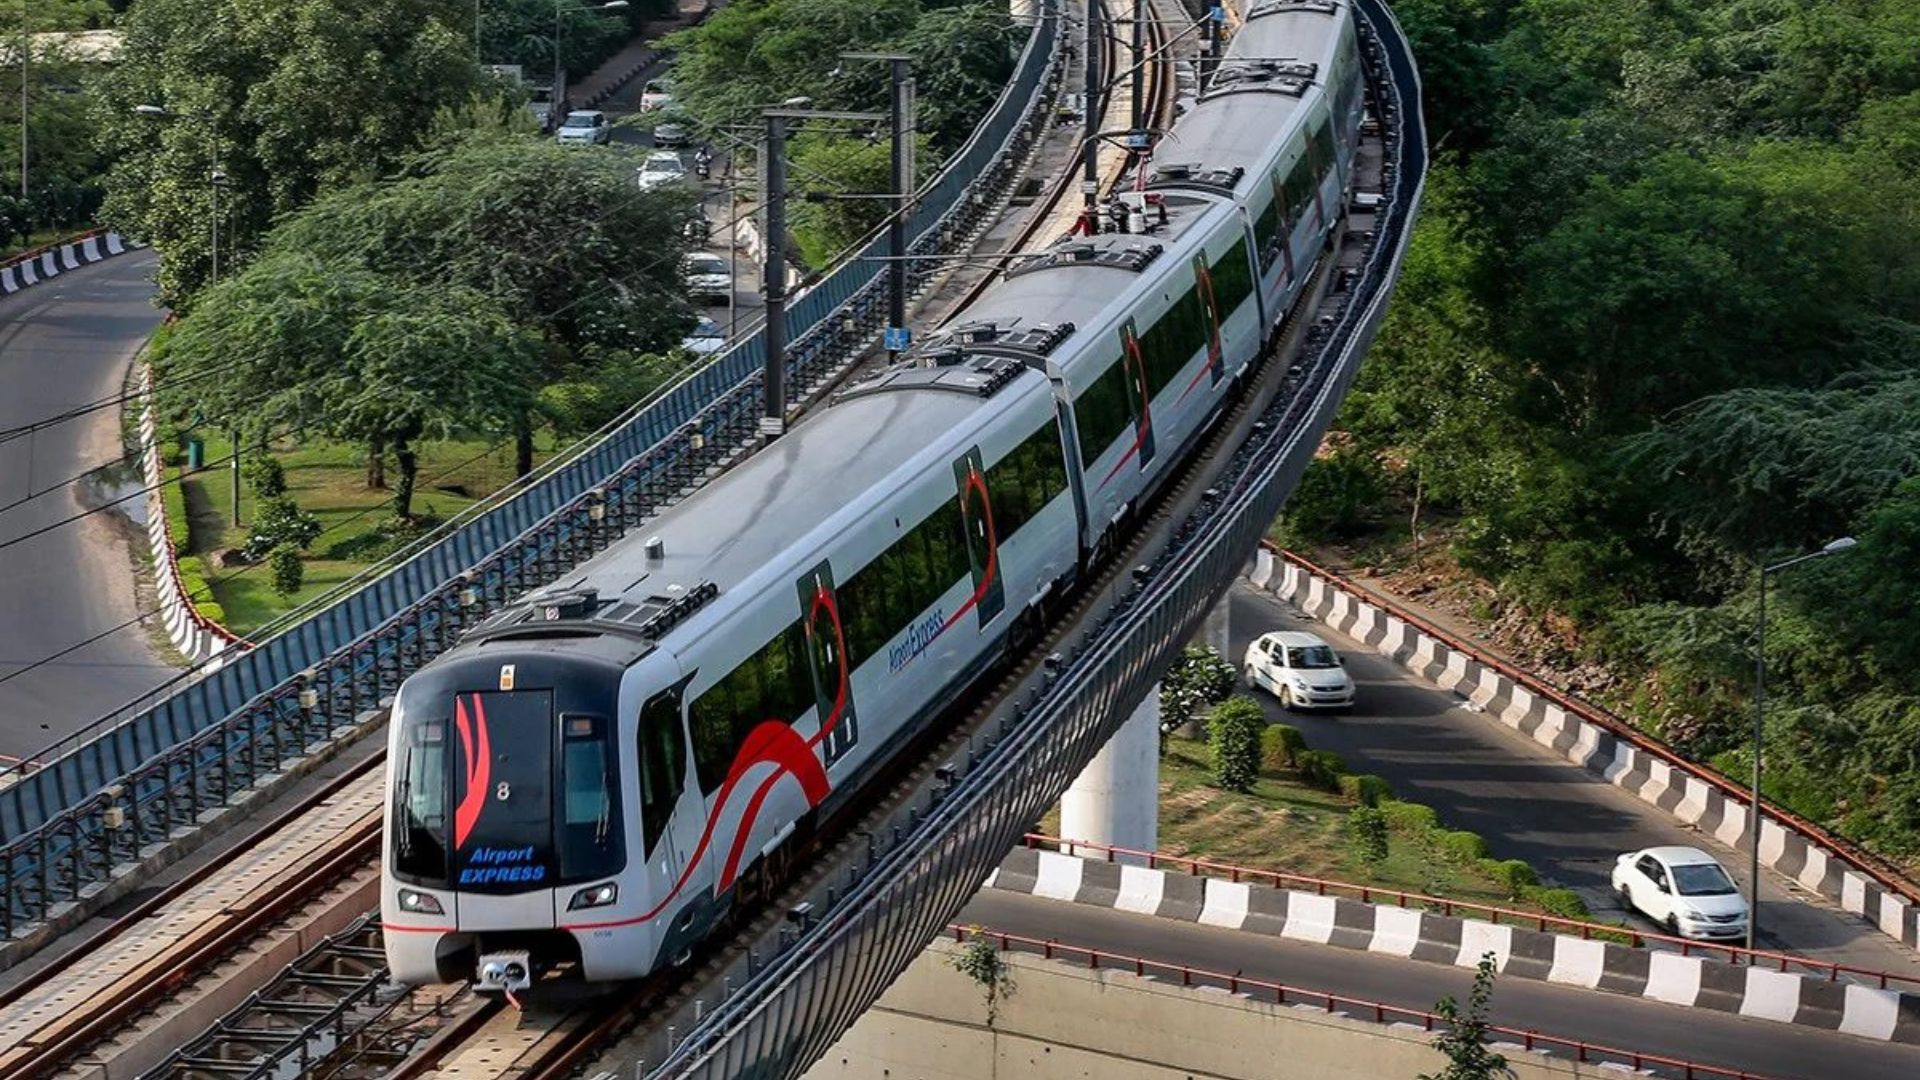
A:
[382, 0, 1367, 992]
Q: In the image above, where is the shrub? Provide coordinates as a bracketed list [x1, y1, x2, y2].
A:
[1337, 772, 1393, 807]
[1525, 886, 1590, 920]
[1297, 749, 1348, 792]
[1260, 723, 1306, 773]
[1482, 859, 1537, 899]
[268, 543, 305, 597]
[1346, 806, 1389, 864]
[1209, 696, 1265, 792]
[173, 554, 227, 626]
[1437, 830, 1489, 863]
[1160, 645, 1239, 731]
[244, 454, 287, 499]
[1380, 800, 1440, 834]
[242, 495, 323, 560]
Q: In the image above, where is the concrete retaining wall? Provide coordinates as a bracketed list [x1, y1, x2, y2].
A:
[135, 365, 248, 667]
[990, 847, 1920, 1044]
[0, 231, 133, 298]
[806, 939, 1688, 1080]
[1249, 547, 1920, 955]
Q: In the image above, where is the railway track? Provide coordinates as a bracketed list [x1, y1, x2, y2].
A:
[0, 759, 384, 1080]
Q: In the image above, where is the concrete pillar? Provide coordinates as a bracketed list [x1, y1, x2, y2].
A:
[1204, 593, 1232, 660]
[1009, 0, 1041, 26]
[1059, 687, 1159, 864]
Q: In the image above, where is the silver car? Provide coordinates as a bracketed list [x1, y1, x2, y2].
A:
[555, 110, 611, 147]
[636, 151, 687, 190]
[683, 252, 731, 304]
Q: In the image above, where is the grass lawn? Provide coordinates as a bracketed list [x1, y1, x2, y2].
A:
[169, 430, 558, 637]
[1044, 735, 1568, 917]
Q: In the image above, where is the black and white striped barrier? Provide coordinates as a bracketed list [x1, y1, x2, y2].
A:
[1248, 547, 1920, 955]
[988, 847, 1920, 1043]
[0, 232, 137, 297]
[136, 365, 248, 667]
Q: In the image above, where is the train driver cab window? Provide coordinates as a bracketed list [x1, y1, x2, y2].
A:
[559, 714, 623, 880]
[392, 715, 448, 881]
[637, 691, 688, 859]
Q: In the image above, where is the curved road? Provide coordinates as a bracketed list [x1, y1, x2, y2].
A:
[0, 252, 174, 759]
[1222, 581, 1920, 978]
[962, 889, 1919, 1080]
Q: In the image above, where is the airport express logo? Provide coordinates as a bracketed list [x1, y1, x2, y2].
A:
[888, 609, 947, 672]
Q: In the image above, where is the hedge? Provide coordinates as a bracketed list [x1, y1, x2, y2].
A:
[1480, 858, 1538, 899]
[1337, 772, 1392, 807]
[1524, 886, 1590, 920]
[1297, 749, 1348, 792]
[1380, 800, 1440, 834]
[1437, 829, 1489, 863]
[1260, 723, 1306, 772]
[173, 554, 227, 626]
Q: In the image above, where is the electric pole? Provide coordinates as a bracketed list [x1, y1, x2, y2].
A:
[761, 112, 789, 437]
[1082, 0, 1101, 232]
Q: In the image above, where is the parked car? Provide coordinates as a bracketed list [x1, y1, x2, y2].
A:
[683, 252, 732, 303]
[636, 151, 688, 191]
[556, 110, 611, 146]
[1242, 630, 1355, 710]
[653, 119, 690, 148]
[1611, 847, 1748, 940]
[682, 316, 726, 355]
[640, 80, 674, 112]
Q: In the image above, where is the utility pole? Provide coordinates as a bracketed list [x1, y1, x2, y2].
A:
[887, 56, 911, 359]
[1129, 0, 1144, 143]
[1201, 3, 1223, 85]
[1081, 0, 1101, 232]
[761, 112, 789, 437]
[19, 0, 28, 201]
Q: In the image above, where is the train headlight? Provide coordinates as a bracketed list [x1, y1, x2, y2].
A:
[397, 888, 444, 915]
[568, 882, 619, 911]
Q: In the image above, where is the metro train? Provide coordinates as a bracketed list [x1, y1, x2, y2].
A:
[382, 0, 1368, 991]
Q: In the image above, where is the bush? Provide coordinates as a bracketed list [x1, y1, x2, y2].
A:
[1524, 886, 1590, 920]
[1161, 645, 1239, 731]
[1260, 723, 1306, 772]
[1482, 859, 1538, 899]
[173, 554, 227, 626]
[1437, 830, 1490, 863]
[1208, 696, 1265, 793]
[1297, 749, 1348, 792]
[1347, 806, 1389, 864]
[242, 495, 323, 560]
[1380, 800, 1440, 834]
[244, 454, 287, 499]
[1337, 772, 1393, 807]
[268, 543, 305, 597]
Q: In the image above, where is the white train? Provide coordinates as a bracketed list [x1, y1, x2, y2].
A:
[382, 0, 1367, 990]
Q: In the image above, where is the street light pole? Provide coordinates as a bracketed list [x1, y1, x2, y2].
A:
[1748, 536, 1856, 949]
[19, 0, 28, 201]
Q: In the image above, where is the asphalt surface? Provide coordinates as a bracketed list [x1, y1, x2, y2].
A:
[0, 252, 174, 760]
[1222, 581, 1920, 979]
[960, 889, 1919, 1080]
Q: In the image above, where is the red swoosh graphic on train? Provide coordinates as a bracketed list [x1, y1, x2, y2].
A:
[452, 694, 490, 850]
[1178, 261, 1225, 406]
[564, 584, 851, 930]
[1098, 332, 1156, 490]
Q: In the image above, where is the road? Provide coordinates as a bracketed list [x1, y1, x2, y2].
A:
[960, 889, 1917, 1080]
[1222, 581, 1920, 978]
[0, 252, 174, 760]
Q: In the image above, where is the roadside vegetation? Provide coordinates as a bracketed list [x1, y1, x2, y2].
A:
[1278, 0, 1920, 866]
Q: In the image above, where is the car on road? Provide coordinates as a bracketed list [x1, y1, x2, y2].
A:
[652, 119, 690, 148]
[683, 252, 732, 304]
[556, 110, 611, 146]
[682, 315, 726, 355]
[636, 151, 688, 191]
[640, 80, 674, 112]
[1611, 846, 1749, 940]
[1243, 630, 1354, 710]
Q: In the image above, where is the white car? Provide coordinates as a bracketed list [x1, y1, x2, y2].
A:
[555, 110, 611, 146]
[683, 252, 731, 303]
[640, 81, 674, 112]
[1243, 630, 1354, 710]
[682, 316, 726, 355]
[637, 151, 688, 190]
[1611, 846, 1749, 940]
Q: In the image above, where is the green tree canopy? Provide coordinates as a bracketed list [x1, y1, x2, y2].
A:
[92, 0, 490, 304]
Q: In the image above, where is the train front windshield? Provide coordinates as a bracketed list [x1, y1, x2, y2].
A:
[391, 690, 624, 891]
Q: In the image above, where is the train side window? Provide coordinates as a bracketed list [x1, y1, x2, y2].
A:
[1209, 236, 1255, 318]
[1282, 143, 1315, 220]
[987, 417, 1070, 538]
[636, 692, 687, 860]
[1073, 354, 1134, 466]
[1251, 188, 1284, 273]
[1310, 116, 1337, 182]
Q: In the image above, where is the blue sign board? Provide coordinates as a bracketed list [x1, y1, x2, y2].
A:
[885, 327, 912, 352]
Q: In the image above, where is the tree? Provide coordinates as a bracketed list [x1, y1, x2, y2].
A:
[0, 2, 113, 236]
[268, 543, 305, 597]
[1206, 696, 1264, 793]
[787, 131, 929, 269]
[1158, 645, 1236, 734]
[901, 2, 1020, 153]
[265, 131, 700, 474]
[92, 0, 490, 305]
[663, 0, 921, 130]
[155, 250, 537, 520]
[1420, 953, 1508, 1080]
[948, 927, 1016, 1028]
[479, 0, 627, 76]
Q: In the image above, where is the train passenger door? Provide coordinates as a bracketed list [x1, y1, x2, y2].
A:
[635, 688, 690, 906]
[796, 561, 858, 766]
[953, 448, 1006, 629]
[1117, 319, 1157, 470]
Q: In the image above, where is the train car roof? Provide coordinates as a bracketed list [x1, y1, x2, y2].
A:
[529, 376, 1011, 620]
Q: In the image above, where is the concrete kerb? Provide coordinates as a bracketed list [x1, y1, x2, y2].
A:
[1248, 547, 1920, 955]
[0, 232, 134, 304]
[989, 847, 1920, 1045]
